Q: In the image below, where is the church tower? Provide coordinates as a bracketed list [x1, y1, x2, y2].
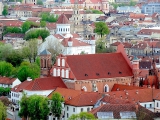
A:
[56, 13, 70, 34]
[132, 56, 139, 86]
[39, 49, 52, 77]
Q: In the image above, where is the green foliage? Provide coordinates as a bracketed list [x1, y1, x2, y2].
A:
[129, 0, 136, 6]
[6, 50, 24, 67]
[28, 95, 49, 120]
[37, 0, 43, 5]
[25, 29, 49, 41]
[35, 57, 40, 67]
[111, 0, 137, 9]
[17, 62, 40, 82]
[21, 21, 31, 33]
[40, 12, 58, 22]
[2, 5, 8, 17]
[92, 9, 103, 14]
[68, 112, 96, 120]
[0, 43, 13, 61]
[0, 87, 11, 96]
[96, 37, 106, 53]
[3, 27, 22, 35]
[51, 92, 64, 118]
[0, 61, 14, 77]
[22, 39, 38, 62]
[18, 93, 29, 119]
[40, 21, 46, 27]
[94, 22, 109, 38]
[0, 101, 7, 120]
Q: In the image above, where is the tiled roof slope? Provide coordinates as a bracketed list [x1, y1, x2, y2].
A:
[66, 53, 133, 80]
[65, 92, 102, 106]
[57, 13, 69, 24]
[48, 87, 83, 101]
[111, 84, 144, 91]
[11, 80, 31, 92]
[0, 77, 16, 85]
[91, 104, 155, 119]
[25, 77, 67, 91]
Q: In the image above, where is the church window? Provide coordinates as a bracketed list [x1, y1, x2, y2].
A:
[53, 68, 56, 76]
[63, 28, 65, 32]
[66, 70, 69, 78]
[104, 84, 109, 92]
[61, 69, 64, 77]
[66, 28, 67, 31]
[62, 59, 65, 66]
[61, 28, 62, 31]
[57, 69, 60, 76]
[58, 58, 60, 66]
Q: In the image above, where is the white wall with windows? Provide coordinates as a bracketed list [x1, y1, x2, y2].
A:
[140, 102, 155, 112]
[155, 100, 160, 113]
[64, 105, 93, 120]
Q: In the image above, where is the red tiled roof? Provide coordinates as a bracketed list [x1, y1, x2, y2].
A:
[129, 13, 145, 19]
[0, 77, 16, 85]
[137, 29, 160, 35]
[57, 13, 69, 24]
[61, 37, 89, 47]
[0, 20, 23, 27]
[65, 92, 102, 106]
[91, 104, 155, 119]
[25, 77, 67, 91]
[11, 80, 31, 92]
[104, 88, 160, 103]
[111, 42, 121, 46]
[48, 87, 83, 101]
[46, 23, 56, 30]
[111, 84, 144, 91]
[66, 53, 133, 80]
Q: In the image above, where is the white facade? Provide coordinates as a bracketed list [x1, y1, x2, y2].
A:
[155, 100, 160, 113]
[56, 24, 70, 34]
[64, 105, 93, 120]
[140, 102, 155, 112]
[11, 91, 23, 105]
[23, 90, 53, 97]
[0, 78, 21, 88]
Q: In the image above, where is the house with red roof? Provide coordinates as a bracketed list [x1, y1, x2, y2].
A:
[39, 13, 96, 55]
[50, 44, 133, 92]
[0, 77, 21, 88]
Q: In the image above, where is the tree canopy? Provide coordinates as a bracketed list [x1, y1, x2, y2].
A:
[17, 62, 40, 82]
[0, 101, 7, 120]
[68, 112, 96, 120]
[94, 22, 109, 38]
[27, 95, 49, 120]
[3, 27, 22, 35]
[51, 92, 64, 118]
[37, 0, 43, 5]
[96, 37, 106, 53]
[21, 21, 31, 33]
[25, 29, 49, 41]
[2, 5, 8, 17]
[0, 61, 14, 77]
[40, 12, 58, 22]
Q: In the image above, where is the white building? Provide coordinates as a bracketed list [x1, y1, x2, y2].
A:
[0, 77, 21, 88]
[39, 13, 96, 55]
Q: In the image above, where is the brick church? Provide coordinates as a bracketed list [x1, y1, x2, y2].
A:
[40, 44, 134, 92]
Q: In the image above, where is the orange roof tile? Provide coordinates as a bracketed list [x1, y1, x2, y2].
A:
[25, 77, 67, 91]
[57, 13, 69, 24]
[0, 77, 16, 85]
[111, 84, 144, 91]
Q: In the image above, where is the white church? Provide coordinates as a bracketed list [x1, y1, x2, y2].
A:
[39, 13, 96, 55]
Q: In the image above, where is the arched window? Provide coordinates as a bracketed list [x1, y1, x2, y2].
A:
[61, 69, 64, 77]
[53, 68, 56, 76]
[57, 69, 60, 76]
[104, 84, 109, 92]
[66, 70, 69, 78]
[82, 86, 87, 91]
[62, 59, 65, 66]
[58, 58, 60, 66]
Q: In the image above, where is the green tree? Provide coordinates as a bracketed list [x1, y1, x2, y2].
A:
[0, 43, 13, 61]
[17, 62, 40, 82]
[51, 92, 64, 119]
[18, 93, 29, 120]
[6, 50, 24, 67]
[68, 112, 96, 120]
[40, 21, 46, 27]
[96, 37, 106, 53]
[94, 22, 109, 38]
[0, 101, 7, 120]
[37, 0, 43, 5]
[2, 5, 8, 17]
[25, 29, 49, 41]
[21, 21, 31, 33]
[92, 9, 103, 14]
[40, 12, 58, 22]
[129, 0, 136, 6]
[28, 95, 49, 120]
[3, 26, 21, 35]
[0, 61, 14, 77]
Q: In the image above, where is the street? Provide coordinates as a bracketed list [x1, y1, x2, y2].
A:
[7, 110, 21, 120]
